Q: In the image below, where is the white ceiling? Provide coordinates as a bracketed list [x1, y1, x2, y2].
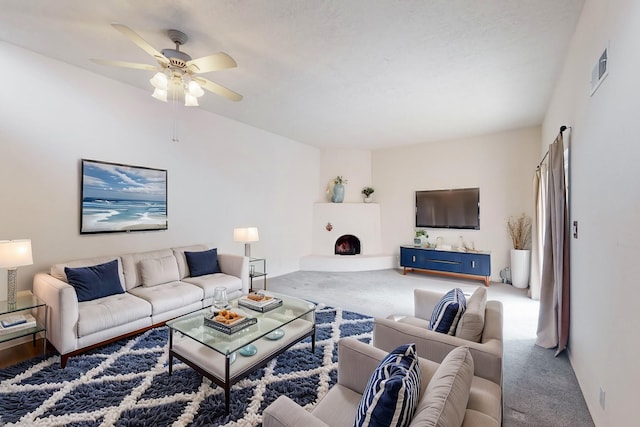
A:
[0, 0, 584, 150]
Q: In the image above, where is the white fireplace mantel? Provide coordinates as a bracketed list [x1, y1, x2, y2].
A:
[311, 202, 382, 255]
[301, 203, 395, 271]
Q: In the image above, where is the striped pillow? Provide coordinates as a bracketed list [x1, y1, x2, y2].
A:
[354, 343, 421, 427]
[429, 288, 467, 335]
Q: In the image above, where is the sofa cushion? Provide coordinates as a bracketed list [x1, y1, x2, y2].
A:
[182, 273, 243, 298]
[429, 288, 466, 335]
[64, 259, 124, 302]
[185, 248, 221, 277]
[354, 343, 421, 427]
[77, 292, 152, 337]
[128, 281, 203, 315]
[455, 287, 487, 342]
[412, 346, 474, 427]
[120, 249, 175, 290]
[139, 255, 180, 287]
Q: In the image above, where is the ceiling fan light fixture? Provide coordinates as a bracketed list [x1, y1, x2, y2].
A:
[149, 71, 168, 90]
[184, 93, 199, 107]
[95, 24, 242, 106]
[187, 80, 204, 98]
[152, 88, 168, 102]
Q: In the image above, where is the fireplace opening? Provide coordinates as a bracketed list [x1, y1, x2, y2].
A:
[335, 234, 361, 255]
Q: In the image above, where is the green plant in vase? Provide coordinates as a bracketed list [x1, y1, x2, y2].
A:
[414, 229, 429, 247]
[361, 186, 374, 203]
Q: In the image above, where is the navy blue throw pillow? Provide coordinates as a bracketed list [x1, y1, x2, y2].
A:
[185, 248, 221, 277]
[429, 288, 467, 335]
[354, 343, 421, 427]
[65, 259, 124, 302]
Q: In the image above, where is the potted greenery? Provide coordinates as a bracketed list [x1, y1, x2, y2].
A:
[361, 186, 374, 203]
[414, 229, 429, 247]
[331, 176, 347, 203]
[507, 213, 532, 288]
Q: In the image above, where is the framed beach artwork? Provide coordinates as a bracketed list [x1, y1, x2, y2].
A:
[80, 159, 168, 234]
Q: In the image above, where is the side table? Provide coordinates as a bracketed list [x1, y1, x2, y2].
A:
[0, 291, 48, 360]
[249, 257, 267, 292]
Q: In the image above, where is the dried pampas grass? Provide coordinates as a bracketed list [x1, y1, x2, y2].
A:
[507, 213, 532, 250]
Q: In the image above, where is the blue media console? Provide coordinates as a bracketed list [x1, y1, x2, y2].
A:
[400, 246, 491, 286]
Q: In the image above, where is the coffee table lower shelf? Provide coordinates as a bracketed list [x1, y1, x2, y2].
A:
[168, 318, 315, 414]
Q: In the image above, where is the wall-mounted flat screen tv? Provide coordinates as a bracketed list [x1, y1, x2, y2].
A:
[415, 188, 480, 230]
[80, 159, 168, 234]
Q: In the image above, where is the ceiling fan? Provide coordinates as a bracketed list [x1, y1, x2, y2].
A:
[92, 23, 242, 105]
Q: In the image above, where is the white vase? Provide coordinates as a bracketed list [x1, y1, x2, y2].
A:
[510, 249, 531, 289]
[364, 197, 372, 203]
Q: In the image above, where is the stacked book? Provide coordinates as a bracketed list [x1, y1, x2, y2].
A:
[238, 294, 283, 312]
[0, 314, 37, 335]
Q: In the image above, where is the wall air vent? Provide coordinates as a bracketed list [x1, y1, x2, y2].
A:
[590, 47, 608, 96]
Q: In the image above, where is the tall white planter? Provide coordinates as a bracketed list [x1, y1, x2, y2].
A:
[510, 249, 531, 289]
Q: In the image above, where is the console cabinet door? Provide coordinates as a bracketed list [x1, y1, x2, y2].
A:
[400, 247, 419, 267]
[460, 253, 491, 276]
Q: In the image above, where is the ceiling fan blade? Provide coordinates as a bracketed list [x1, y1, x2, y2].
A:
[91, 58, 159, 71]
[111, 23, 169, 66]
[186, 53, 237, 74]
[193, 77, 243, 102]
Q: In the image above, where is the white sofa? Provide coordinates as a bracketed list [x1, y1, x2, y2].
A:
[33, 244, 248, 367]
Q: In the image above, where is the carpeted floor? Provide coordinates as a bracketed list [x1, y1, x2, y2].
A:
[0, 305, 372, 426]
[1, 269, 595, 426]
[267, 269, 595, 426]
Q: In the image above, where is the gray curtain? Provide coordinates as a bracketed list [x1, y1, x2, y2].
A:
[536, 133, 570, 355]
[530, 164, 547, 301]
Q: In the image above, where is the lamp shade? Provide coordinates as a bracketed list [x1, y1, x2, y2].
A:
[149, 72, 168, 90]
[233, 227, 259, 243]
[151, 88, 168, 102]
[0, 239, 33, 268]
[184, 94, 199, 107]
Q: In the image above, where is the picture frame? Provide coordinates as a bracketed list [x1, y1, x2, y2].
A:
[80, 159, 168, 234]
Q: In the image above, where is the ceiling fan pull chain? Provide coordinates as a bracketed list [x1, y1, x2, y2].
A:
[172, 88, 180, 143]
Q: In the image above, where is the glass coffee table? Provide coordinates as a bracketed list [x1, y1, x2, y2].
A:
[166, 292, 316, 414]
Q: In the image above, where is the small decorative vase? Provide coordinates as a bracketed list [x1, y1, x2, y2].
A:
[414, 238, 421, 247]
[364, 197, 372, 203]
[332, 183, 345, 203]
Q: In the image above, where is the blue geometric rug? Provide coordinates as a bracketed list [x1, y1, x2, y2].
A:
[0, 305, 372, 426]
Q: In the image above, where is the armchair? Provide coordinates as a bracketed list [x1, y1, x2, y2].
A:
[262, 337, 501, 427]
[373, 287, 503, 385]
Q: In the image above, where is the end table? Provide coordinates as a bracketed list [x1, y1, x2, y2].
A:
[249, 257, 267, 292]
[0, 291, 48, 360]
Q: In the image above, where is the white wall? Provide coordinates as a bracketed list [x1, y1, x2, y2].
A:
[0, 41, 320, 297]
[319, 149, 373, 203]
[372, 127, 541, 279]
[542, 1, 640, 425]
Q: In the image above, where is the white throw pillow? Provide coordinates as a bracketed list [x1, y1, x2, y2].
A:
[412, 346, 474, 427]
[455, 287, 487, 342]
[139, 256, 180, 287]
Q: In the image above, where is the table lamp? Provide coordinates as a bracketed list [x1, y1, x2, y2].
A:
[233, 227, 259, 257]
[0, 239, 33, 305]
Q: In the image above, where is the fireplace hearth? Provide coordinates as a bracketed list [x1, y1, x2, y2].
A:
[335, 234, 361, 255]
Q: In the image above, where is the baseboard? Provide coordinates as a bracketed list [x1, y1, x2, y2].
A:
[299, 254, 396, 272]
